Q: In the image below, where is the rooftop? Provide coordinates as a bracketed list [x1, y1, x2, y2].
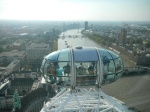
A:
[6, 59, 20, 68]
[28, 43, 49, 48]
[0, 50, 26, 57]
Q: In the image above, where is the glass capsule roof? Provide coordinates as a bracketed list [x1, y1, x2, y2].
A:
[44, 47, 120, 61]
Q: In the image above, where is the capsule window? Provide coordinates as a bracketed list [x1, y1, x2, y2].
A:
[75, 62, 98, 86]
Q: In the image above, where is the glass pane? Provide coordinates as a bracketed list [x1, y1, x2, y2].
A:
[103, 59, 116, 84]
[103, 60, 115, 74]
[114, 58, 124, 73]
[58, 49, 70, 61]
[43, 60, 57, 84]
[47, 62, 56, 75]
[46, 50, 60, 61]
[41, 59, 46, 67]
[106, 73, 115, 80]
[73, 47, 99, 62]
[44, 60, 50, 74]
[115, 72, 122, 80]
[76, 62, 97, 86]
[108, 50, 119, 59]
[56, 62, 71, 86]
[41, 59, 46, 73]
[99, 49, 113, 60]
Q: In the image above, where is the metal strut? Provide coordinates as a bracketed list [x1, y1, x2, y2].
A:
[41, 87, 130, 112]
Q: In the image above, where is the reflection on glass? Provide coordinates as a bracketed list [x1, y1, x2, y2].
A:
[58, 49, 70, 61]
[99, 49, 113, 60]
[114, 58, 123, 73]
[40, 59, 46, 74]
[102, 50, 123, 84]
[42, 60, 71, 84]
[108, 50, 119, 59]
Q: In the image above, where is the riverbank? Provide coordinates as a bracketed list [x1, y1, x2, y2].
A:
[58, 29, 150, 111]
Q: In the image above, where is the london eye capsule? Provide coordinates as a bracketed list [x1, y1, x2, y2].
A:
[40, 47, 124, 88]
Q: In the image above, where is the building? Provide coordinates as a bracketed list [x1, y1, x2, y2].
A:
[6, 59, 20, 74]
[135, 54, 150, 66]
[121, 28, 127, 46]
[0, 95, 13, 111]
[0, 67, 6, 82]
[0, 80, 13, 111]
[0, 50, 26, 66]
[0, 71, 56, 112]
[85, 21, 88, 31]
[0, 72, 41, 111]
[0, 59, 20, 82]
[91, 24, 93, 30]
[26, 43, 51, 68]
[11, 40, 26, 51]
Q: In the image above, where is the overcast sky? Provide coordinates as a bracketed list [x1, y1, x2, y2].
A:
[0, 0, 150, 21]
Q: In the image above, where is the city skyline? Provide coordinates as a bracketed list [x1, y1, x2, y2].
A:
[0, 0, 150, 21]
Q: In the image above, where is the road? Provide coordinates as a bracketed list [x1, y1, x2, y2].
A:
[58, 29, 150, 111]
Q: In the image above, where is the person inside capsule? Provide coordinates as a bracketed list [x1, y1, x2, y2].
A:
[76, 62, 97, 85]
[88, 62, 96, 74]
[76, 63, 86, 75]
[63, 63, 70, 76]
[47, 62, 56, 75]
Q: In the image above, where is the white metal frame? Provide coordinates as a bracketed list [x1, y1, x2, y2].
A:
[41, 87, 129, 112]
[41, 47, 130, 112]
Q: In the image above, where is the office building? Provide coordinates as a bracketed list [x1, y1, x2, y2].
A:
[26, 43, 51, 67]
[85, 21, 88, 31]
[0, 50, 26, 66]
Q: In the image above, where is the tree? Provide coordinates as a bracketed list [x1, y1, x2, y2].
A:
[136, 38, 143, 45]
[143, 40, 150, 48]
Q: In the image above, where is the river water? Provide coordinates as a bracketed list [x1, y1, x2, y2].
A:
[58, 29, 150, 111]
[58, 29, 101, 49]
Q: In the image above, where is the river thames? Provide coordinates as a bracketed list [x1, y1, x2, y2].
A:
[58, 29, 150, 111]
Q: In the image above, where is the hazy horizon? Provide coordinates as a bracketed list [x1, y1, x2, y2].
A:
[0, 19, 150, 23]
[0, 0, 150, 21]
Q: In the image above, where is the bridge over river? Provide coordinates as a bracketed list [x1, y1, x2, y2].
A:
[124, 67, 149, 75]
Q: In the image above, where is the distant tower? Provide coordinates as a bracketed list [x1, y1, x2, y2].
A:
[77, 22, 80, 32]
[13, 89, 21, 111]
[78, 22, 79, 29]
[91, 24, 93, 30]
[52, 28, 56, 38]
[120, 28, 127, 47]
[129, 37, 133, 47]
[63, 22, 66, 32]
[85, 21, 88, 31]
